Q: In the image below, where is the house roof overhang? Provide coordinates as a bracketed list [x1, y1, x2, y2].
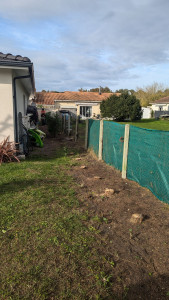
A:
[150, 102, 169, 105]
[0, 52, 36, 143]
[0, 53, 35, 95]
[150, 95, 169, 105]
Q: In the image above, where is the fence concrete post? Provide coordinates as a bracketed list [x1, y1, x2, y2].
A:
[75, 115, 78, 142]
[85, 119, 89, 149]
[122, 124, 130, 179]
[98, 119, 104, 160]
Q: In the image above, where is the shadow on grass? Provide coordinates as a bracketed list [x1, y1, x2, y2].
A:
[119, 119, 159, 124]
[0, 178, 59, 196]
[28, 146, 87, 162]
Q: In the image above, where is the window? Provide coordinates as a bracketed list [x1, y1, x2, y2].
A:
[80, 106, 92, 118]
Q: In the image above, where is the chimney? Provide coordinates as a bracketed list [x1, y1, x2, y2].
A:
[99, 86, 101, 95]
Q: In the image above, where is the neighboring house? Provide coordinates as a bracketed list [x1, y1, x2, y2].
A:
[151, 96, 169, 112]
[151, 96, 169, 118]
[36, 91, 119, 118]
[0, 52, 35, 143]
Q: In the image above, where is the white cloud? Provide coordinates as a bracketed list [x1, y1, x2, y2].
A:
[0, 0, 169, 91]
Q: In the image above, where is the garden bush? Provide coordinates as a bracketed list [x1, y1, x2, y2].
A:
[100, 92, 142, 121]
[46, 112, 61, 137]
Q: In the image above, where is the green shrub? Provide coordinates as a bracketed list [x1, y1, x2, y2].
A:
[46, 112, 61, 137]
[100, 92, 142, 121]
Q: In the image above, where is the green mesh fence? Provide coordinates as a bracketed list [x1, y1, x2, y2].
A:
[87, 119, 169, 205]
[127, 126, 169, 204]
[88, 119, 100, 155]
[102, 121, 125, 171]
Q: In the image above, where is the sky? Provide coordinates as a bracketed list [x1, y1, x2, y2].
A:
[0, 0, 169, 92]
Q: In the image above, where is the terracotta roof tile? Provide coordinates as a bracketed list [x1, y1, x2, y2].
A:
[153, 96, 169, 104]
[35, 91, 120, 105]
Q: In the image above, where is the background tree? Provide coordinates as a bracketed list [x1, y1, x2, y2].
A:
[89, 86, 112, 93]
[134, 82, 169, 107]
[78, 86, 112, 93]
[78, 88, 87, 92]
[115, 88, 135, 95]
[100, 92, 142, 121]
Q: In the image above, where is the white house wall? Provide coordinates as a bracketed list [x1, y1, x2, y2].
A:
[15, 79, 29, 117]
[0, 69, 14, 142]
[151, 104, 169, 111]
[54, 101, 101, 116]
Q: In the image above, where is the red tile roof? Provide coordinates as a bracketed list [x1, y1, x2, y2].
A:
[35, 91, 120, 105]
[153, 96, 169, 104]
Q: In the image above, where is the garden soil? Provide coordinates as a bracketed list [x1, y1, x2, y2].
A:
[32, 125, 169, 300]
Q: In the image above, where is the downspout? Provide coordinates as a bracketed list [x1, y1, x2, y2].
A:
[13, 66, 32, 143]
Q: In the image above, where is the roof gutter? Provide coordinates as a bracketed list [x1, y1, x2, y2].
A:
[13, 65, 34, 143]
[0, 61, 32, 68]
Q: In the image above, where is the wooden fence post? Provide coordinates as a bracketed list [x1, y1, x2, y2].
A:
[75, 115, 78, 142]
[63, 115, 66, 133]
[68, 115, 71, 136]
[61, 115, 63, 132]
[122, 124, 130, 179]
[98, 119, 104, 160]
[85, 119, 89, 149]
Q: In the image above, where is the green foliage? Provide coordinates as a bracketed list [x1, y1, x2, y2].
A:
[45, 112, 61, 137]
[89, 86, 112, 93]
[115, 88, 135, 95]
[134, 82, 169, 107]
[100, 92, 142, 121]
[78, 86, 112, 93]
[78, 88, 88, 92]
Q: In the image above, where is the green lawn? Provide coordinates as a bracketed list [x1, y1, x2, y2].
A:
[118, 119, 169, 131]
[0, 150, 117, 300]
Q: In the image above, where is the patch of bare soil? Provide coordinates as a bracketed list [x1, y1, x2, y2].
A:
[31, 129, 169, 299]
[30, 125, 85, 157]
[69, 152, 169, 299]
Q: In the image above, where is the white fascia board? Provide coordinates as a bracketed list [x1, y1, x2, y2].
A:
[151, 103, 169, 105]
[60, 106, 77, 109]
[0, 65, 29, 71]
[156, 103, 169, 105]
[54, 100, 100, 106]
[75, 102, 99, 106]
